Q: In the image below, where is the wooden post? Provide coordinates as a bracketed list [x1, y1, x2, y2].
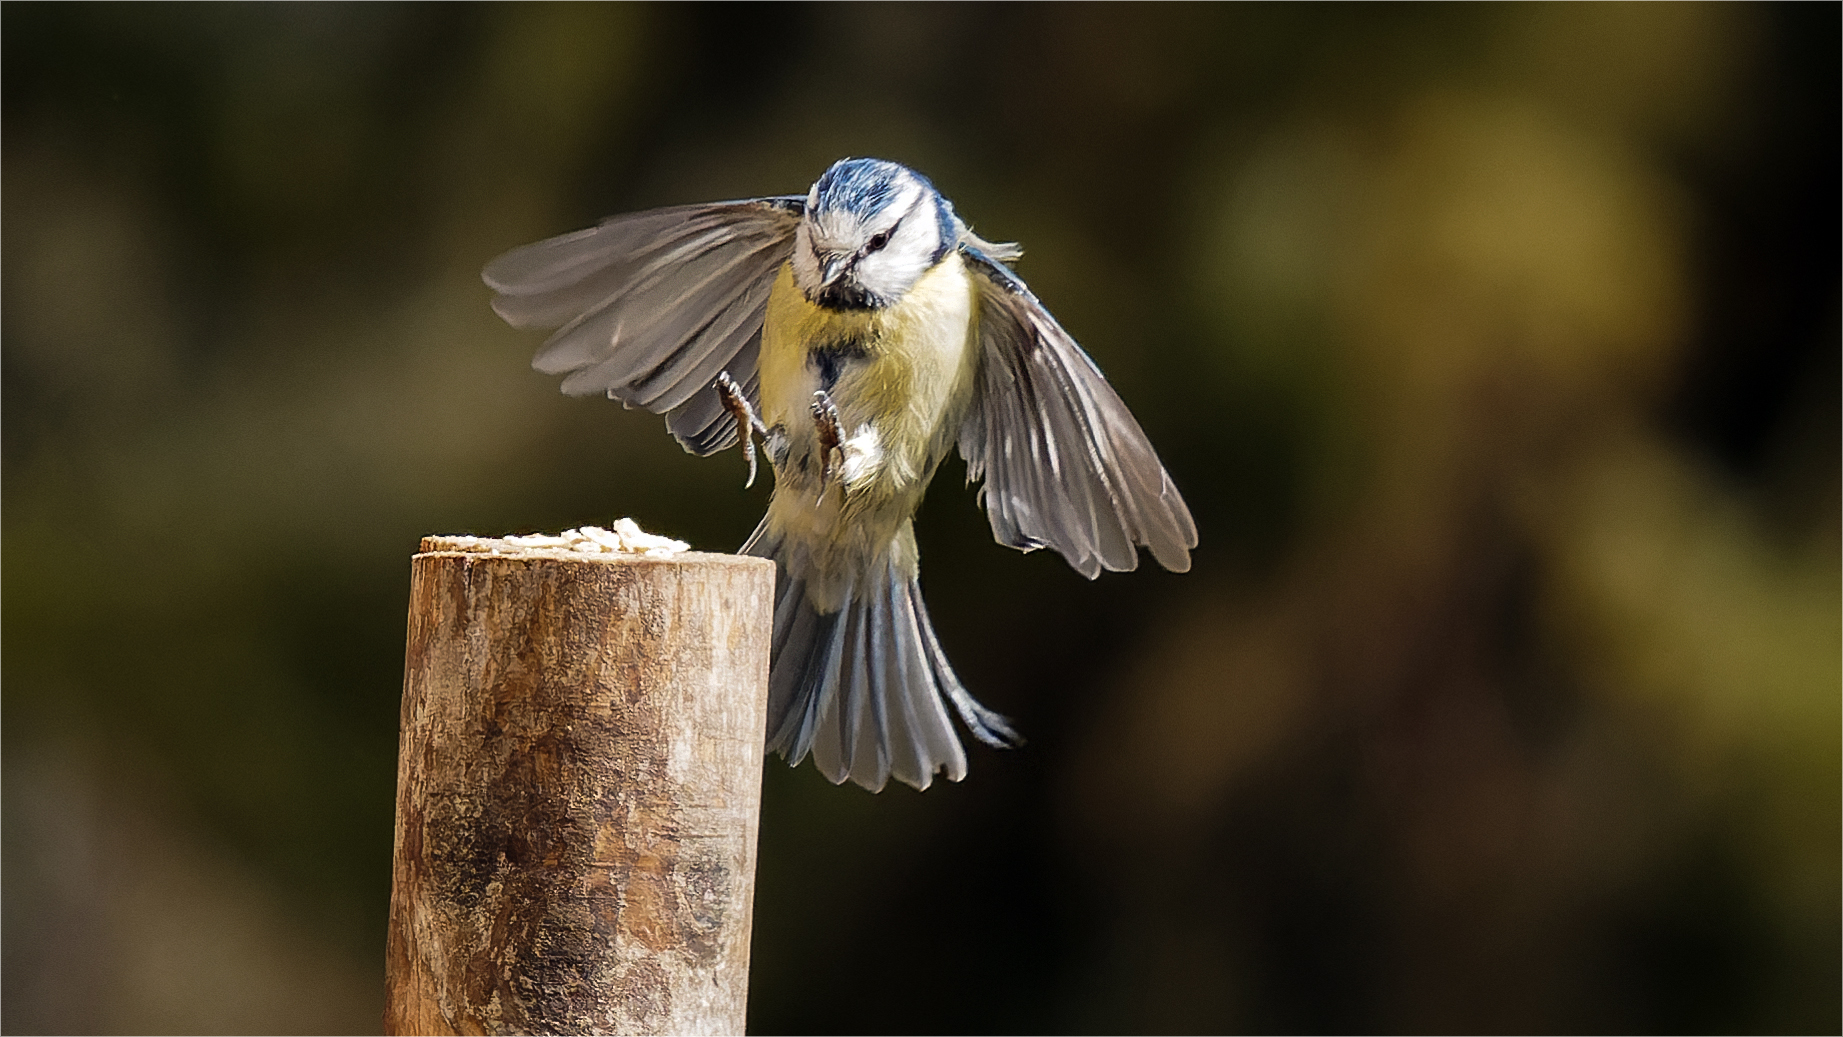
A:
[385, 537, 774, 1036]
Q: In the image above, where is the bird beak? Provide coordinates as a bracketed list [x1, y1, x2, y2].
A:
[819, 253, 848, 288]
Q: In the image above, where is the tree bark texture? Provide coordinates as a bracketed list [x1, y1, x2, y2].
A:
[385, 542, 774, 1035]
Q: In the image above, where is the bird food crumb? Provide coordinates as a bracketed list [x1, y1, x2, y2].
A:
[428, 518, 689, 557]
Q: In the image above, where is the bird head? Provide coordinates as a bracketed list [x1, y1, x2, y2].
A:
[792, 158, 956, 310]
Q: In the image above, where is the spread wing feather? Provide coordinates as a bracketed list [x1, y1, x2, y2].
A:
[482, 197, 803, 454]
[959, 247, 1197, 578]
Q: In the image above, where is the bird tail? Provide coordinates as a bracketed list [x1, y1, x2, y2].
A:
[743, 519, 1020, 792]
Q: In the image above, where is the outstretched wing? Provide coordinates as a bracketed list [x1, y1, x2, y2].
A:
[958, 246, 1197, 578]
[482, 196, 805, 455]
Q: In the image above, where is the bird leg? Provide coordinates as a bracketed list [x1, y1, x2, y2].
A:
[715, 371, 767, 488]
[811, 389, 844, 493]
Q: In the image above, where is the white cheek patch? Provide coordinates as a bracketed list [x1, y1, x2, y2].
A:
[854, 210, 938, 299]
[791, 222, 822, 293]
[893, 202, 939, 253]
[840, 423, 885, 486]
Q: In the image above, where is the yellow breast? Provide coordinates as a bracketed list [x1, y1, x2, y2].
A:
[758, 253, 981, 493]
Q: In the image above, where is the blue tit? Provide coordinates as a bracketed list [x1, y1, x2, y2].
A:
[484, 158, 1196, 792]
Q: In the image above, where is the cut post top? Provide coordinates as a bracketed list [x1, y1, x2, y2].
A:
[417, 521, 771, 573]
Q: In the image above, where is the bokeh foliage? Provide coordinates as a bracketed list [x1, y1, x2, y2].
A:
[4, 4, 1836, 1033]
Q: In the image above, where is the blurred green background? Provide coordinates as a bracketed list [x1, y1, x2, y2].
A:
[4, 4, 1837, 1033]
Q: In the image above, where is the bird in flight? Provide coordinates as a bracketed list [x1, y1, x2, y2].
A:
[484, 158, 1196, 792]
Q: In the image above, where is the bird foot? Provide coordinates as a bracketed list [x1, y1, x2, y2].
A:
[811, 390, 844, 493]
[715, 371, 765, 488]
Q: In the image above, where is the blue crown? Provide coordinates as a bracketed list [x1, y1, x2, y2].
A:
[813, 158, 921, 218]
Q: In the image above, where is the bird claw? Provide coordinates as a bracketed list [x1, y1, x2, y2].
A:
[715, 371, 765, 488]
[811, 390, 844, 493]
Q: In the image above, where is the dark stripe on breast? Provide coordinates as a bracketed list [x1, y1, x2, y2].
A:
[809, 338, 870, 391]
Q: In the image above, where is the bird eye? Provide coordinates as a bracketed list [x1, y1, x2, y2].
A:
[866, 230, 891, 253]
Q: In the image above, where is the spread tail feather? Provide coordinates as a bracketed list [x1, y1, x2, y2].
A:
[744, 521, 1020, 792]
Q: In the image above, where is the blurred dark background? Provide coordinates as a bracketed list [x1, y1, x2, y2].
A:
[4, 4, 1837, 1033]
